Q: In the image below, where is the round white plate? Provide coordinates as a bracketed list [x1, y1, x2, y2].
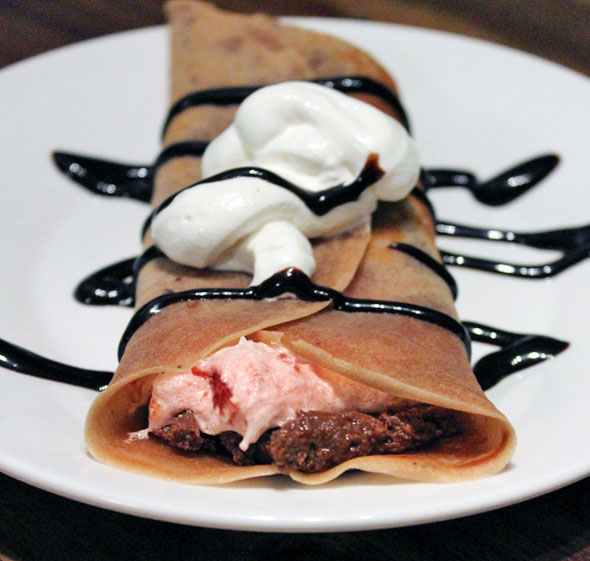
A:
[0, 18, 588, 532]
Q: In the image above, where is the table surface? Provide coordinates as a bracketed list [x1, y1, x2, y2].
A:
[1, 2, 589, 560]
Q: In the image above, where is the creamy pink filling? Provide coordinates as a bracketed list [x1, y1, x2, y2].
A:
[147, 337, 397, 450]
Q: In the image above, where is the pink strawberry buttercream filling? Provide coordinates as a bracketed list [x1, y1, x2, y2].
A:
[147, 337, 397, 450]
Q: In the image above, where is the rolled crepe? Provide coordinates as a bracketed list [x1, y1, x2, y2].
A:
[85, 0, 515, 484]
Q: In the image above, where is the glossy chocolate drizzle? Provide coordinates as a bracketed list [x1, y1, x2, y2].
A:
[116, 267, 471, 361]
[79, 217, 589, 310]
[0, 338, 112, 392]
[390, 243, 458, 299]
[74, 257, 137, 307]
[54, 130, 558, 221]
[51, 149, 560, 211]
[8, 74, 578, 396]
[422, 154, 559, 206]
[141, 154, 384, 239]
[52, 151, 153, 203]
[74, 246, 165, 307]
[52, 140, 208, 203]
[75, 240, 463, 310]
[465, 321, 569, 390]
[437, 221, 590, 278]
[162, 75, 411, 136]
[185, 156, 384, 217]
[0, 318, 567, 393]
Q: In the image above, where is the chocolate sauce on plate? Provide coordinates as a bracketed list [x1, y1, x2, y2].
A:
[2, 74, 580, 397]
[52, 151, 153, 203]
[52, 140, 208, 203]
[437, 221, 590, 278]
[74, 246, 166, 308]
[465, 321, 569, 390]
[0, 338, 112, 391]
[74, 257, 137, 307]
[0, 318, 567, 393]
[52, 149, 559, 209]
[423, 154, 559, 206]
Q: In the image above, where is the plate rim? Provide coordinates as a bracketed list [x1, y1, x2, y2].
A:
[0, 17, 588, 532]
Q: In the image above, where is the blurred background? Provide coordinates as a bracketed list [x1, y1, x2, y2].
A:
[1, 0, 589, 75]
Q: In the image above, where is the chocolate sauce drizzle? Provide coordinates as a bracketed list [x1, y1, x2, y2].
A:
[82, 218, 589, 312]
[13, 73, 579, 397]
[74, 257, 137, 307]
[52, 141, 208, 202]
[74, 246, 166, 307]
[162, 76, 411, 136]
[0, 338, 112, 392]
[141, 154, 384, 239]
[422, 154, 559, 206]
[116, 267, 471, 361]
[52, 151, 153, 203]
[52, 147, 562, 213]
[437, 221, 590, 278]
[75, 241, 462, 310]
[465, 321, 569, 390]
[0, 319, 568, 393]
[390, 243, 458, 299]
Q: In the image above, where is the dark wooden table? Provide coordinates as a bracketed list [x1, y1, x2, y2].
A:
[1, 2, 589, 560]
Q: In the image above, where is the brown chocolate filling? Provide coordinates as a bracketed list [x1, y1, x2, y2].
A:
[150, 404, 460, 473]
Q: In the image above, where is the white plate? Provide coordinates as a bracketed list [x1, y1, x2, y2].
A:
[0, 18, 588, 532]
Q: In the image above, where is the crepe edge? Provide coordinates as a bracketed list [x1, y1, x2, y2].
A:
[85, 344, 516, 486]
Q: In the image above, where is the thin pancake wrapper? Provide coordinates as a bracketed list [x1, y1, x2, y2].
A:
[86, 0, 515, 484]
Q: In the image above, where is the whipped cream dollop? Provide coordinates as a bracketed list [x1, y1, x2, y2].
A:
[152, 81, 420, 285]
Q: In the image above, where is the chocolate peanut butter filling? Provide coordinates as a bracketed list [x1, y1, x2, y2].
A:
[150, 404, 460, 474]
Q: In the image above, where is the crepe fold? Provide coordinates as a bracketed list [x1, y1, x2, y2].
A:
[85, 0, 515, 484]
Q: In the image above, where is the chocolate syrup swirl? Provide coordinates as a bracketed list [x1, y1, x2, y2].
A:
[0, 338, 112, 392]
[154, 140, 209, 167]
[141, 155, 384, 238]
[437, 221, 590, 278]
[74, 247, 166, 307]
[464, 321, 569, 390]
[390, 243, 458, 299]
[0, 318, 568, 393]
[162, 76, 411, 136]
[75, 241, 460, 310]
[116, 267, 471, 361]
[52, 141, 208, 202]
[52, 148, 560, 213]
[33, 73, 579, 398]
[52, 151, 153, 203]
[74, 257, 136, 307]
[423, 154, 559, 205]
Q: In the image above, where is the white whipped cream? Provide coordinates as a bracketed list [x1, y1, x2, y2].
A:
[152, 81, 420, 284]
